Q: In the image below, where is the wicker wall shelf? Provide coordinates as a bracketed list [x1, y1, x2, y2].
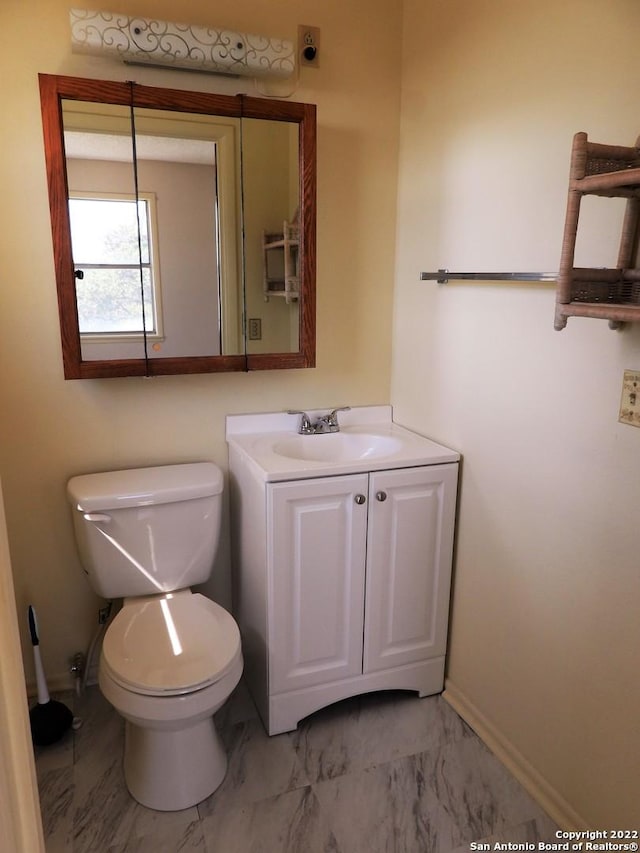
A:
[555, 131, 640, 330]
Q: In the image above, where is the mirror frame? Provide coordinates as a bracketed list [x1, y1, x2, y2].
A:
[38, 73, 316, 379]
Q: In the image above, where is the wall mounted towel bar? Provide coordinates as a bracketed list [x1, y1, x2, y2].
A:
[420, 270, 558, 284]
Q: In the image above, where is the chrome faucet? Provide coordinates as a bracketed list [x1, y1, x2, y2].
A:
[287, 410, 314, 434]
[287, 407, 351, 435]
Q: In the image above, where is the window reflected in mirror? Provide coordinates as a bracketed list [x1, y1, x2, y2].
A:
[62, 100, 243, 361]
[69, 194, 158, 339]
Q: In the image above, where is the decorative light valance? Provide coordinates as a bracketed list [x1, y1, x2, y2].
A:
[70, 8, 296, 79]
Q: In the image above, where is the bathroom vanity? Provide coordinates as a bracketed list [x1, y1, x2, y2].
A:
[226, 406, 459, 735]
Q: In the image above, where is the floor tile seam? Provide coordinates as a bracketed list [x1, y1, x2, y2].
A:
[301, 730, 476, 789]
[196, 772, 313, 818]
[307, 749, 426, 791]
[307, 740, 540, 828]
[293, 722, 480, 784]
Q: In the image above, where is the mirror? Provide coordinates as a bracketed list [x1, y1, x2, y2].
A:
[38, 74, 316, 378]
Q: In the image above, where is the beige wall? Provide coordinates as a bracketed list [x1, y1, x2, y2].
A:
[0, 0, 400, 688]
[392, 0, 640, 827]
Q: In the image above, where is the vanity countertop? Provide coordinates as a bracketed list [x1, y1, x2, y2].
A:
[226, 406, 459, 482]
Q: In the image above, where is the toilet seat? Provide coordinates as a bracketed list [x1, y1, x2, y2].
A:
[102, 589, 241, 697]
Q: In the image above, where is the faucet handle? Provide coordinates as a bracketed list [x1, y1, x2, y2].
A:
[287, 410, 313, 434]
[326, 406, 351, 428]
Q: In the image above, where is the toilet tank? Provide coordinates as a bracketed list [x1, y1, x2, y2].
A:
[67, 463, 224, 599]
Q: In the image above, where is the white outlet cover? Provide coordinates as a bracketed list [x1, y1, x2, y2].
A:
[618, 369, 640, 427]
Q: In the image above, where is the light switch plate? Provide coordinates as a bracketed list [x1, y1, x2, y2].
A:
[248, 318, 262, 341]
[618, 370, 640, 427]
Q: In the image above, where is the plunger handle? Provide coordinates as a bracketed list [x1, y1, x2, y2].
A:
[28, 606, 50, 705]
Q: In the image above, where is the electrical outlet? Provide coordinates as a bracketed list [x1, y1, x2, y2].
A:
[298, 25, 320, 68]
[248, 318, 262, 340]
[619, 369, 640, 427]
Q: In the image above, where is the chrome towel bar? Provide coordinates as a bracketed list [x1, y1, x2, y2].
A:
[420, 270, 557, 284]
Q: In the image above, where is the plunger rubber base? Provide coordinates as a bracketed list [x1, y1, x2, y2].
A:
[29, 699, 73, 746]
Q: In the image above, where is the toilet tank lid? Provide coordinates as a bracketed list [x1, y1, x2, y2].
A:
[67, 462, 223, 512]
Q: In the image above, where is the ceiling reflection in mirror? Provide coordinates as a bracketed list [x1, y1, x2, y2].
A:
[38, 75, 316, 379]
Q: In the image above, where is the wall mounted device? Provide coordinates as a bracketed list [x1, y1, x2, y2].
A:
[70, 8, 296, 78]
[298, 25, 320, 68]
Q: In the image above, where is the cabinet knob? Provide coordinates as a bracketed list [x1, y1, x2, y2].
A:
[376, 491, 387, 502]
[354, 494, 366, 505]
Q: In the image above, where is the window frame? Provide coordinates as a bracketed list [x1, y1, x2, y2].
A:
[68, 189, 164, 343]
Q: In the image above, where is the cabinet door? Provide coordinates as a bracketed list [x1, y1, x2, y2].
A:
[268, 473, 369, 694]
[363, 464, 458, 674]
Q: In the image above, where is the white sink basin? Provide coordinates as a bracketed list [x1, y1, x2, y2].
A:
[226, 406, 460, 482]
[272, 431, 403, 462]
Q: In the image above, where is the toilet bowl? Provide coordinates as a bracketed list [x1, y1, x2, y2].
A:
[67, 463, 243, 811]
[100, 589, 242, 810]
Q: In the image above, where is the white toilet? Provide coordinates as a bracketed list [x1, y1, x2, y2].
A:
[67, 462, 243, 812]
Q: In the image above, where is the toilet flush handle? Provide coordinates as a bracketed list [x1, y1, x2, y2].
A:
[83, 512, 111, 523]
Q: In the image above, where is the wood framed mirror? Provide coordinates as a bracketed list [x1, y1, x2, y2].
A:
[38, 74, 316, 379]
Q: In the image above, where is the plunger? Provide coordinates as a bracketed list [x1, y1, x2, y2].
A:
[28, 605, 73, 746]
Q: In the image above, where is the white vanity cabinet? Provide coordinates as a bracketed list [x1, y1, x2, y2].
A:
[271, 462, 459, 695]
[229, 445, 458, 734]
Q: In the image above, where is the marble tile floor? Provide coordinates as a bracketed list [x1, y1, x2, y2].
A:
[34, 683, 559, 853]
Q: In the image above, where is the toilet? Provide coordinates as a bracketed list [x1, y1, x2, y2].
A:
[66, 462, 243, 812]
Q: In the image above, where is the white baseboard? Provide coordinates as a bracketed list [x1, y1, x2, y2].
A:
[443, 679, 589, 831]
[26, 672, 75, 699]
[26, 670, 99, 699]
[26, 658, 100, 700]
